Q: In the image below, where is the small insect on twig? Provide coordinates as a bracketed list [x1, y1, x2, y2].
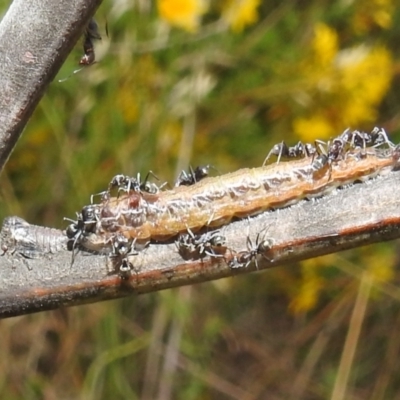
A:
[176, 228, 226, 260]
[108, 171, 165, 197]
[349, 127, 393, 150]
[58, 18, 103, 82]
[311, 128, 394, 179]
[311, 134, 365, 180]
[0, 216, 68, 270]
[263, 141, 316, 165]
[229, 225, 275, 270]
[310, 138, 345, 181]
[65, 204, 102, 265]
[0, 216, 67, 259]
[175, 165, 215, 187]
[109, 233, 149, 279]
[79, 18, 102, 66]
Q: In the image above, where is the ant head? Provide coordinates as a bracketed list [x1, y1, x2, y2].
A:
[65, 223, 79, 239]
[194, 165, 212, 179]
[109, 174, 126, 189]
[210, 233, 226, 247]
[141, 181, 159, 194]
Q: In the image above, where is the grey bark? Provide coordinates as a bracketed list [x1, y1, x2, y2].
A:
[0, 0, 102, 170]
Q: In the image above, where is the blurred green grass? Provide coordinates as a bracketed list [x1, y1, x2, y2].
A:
[1, 0, 400, 398]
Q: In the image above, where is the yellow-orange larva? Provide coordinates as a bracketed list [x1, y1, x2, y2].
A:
[79, 146, 396, 252]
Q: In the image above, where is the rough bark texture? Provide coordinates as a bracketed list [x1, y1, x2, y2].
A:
[0, 0, 102, 170]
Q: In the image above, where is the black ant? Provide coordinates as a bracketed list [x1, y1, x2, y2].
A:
[109, 234, 138, 279]
[109, 171, 163, 196]
[65, 205, 100, 243]
[229, 228, 274, 269]
[65, 204, 101, 263]
[176, 229, 226, 259]
[310, 137, 349, 179]
[351, 127, 393, 150]
[58, 18, 103, 82]
[263, 141, 316, 165]
[310, 127, 390, 177]
[335, 128, 393, 156]
[175, 165, 214, 187]
[109, 234, 150, 279]
[80, 18, 102, 66]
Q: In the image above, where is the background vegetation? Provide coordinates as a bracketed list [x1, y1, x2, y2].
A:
[1, 0, 400, 398]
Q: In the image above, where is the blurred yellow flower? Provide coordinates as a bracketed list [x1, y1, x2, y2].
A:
[312, 23, 338, 67]
[337, 45, 392, 125]
[222, 0, 261, 32]
[293, 115, 336, 143]
[157, 0, 207, 32]
[289, 258, 326, 314]
[293, 23, 393, 141]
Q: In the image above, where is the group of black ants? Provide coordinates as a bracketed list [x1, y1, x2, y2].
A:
[1, 21, 395, 278]
[62, 125, 394, 279]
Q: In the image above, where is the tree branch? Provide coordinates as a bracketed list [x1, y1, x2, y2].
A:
[1, 170, 399, 318]
[1, 1, 399, 320]
[0, 0, 102, 171]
